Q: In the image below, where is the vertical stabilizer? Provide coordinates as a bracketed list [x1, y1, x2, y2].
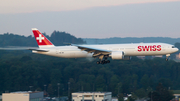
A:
[32, 28, 54, 48]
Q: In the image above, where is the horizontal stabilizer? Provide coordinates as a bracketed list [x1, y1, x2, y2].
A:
[28, 49, 49, 52]
[0, 46, 49, 52]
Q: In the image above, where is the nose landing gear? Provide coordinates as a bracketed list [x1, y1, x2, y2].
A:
[166, 54, 170, 61]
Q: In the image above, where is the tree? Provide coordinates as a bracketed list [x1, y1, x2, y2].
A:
[109, 75, 120, 95]
[117, 93, 124, 101]
[47, 84, 54, 96]
[148, 83, 174, 101]
[95, 75, 106, 91]
[148, 91, 160, 101]
[140, 74, 149, 89]
[134, 88, 146, 98]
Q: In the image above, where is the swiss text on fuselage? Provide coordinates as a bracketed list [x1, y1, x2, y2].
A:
[137, 45, 161, 52]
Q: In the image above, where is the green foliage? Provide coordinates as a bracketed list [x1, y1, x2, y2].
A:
[134, 88, 146, 98]
[148, 83, 174, 101]
[50, 31, 86, 45]
[117, 93, 124, 101]
[0, 31, 85, 47]
[127, 96, 135, 101]
[175, 42, 180, 50]
[0, 33, 179, 101]
[0, 33, 36, 47]
[0, 52, 179, 100]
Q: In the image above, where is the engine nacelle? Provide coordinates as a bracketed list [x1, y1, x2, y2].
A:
[110, 51, 124, 60]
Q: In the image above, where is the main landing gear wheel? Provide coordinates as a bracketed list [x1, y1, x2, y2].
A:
[166, 58, 168, 61]
[97, 61, 100, 64]
[107, 60, 110, 63]
[96, 60, 110, 64]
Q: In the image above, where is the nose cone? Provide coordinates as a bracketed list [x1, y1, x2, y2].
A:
[175, 48, 179, 52]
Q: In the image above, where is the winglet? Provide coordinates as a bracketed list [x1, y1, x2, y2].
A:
[32, 28, 54, 48]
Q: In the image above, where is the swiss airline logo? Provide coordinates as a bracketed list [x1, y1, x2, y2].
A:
[32, 29, 53, 46]
[36, 34, 44, 43]
[138, 45, 161, 52]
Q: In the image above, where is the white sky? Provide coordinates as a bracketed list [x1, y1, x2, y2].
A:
[0, 0, 179, 14]
[0, 0, 180, 38]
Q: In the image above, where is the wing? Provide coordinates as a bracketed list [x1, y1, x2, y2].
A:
[0, 47, 49, 52]
[76, 45, 111, 59]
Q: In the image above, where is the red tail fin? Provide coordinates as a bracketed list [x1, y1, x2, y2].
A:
[32, 28, 54, 48]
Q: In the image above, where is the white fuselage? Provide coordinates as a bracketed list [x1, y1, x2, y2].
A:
[32, 43, 178, 59]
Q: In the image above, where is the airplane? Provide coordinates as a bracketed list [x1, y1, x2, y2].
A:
[1, 28, 179, 64]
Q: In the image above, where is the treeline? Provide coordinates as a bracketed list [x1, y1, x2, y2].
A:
[84, 37, 180, 44]
[0, 32, 180, 100]
[0, 31, 85, 47]
[0, 52, 179, 99]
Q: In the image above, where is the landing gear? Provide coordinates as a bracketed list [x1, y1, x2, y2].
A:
[106, 60, 110, 63]
[96, 58, 110, 64]
[97, 61, 100, 64]
[96, 55, 110, 64]
[166, 54, 170, 61]
[166, 58, 168, 61]
[96, 60, 110, 64]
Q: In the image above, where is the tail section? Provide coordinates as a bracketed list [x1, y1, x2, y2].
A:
[32, 28, 54, 48]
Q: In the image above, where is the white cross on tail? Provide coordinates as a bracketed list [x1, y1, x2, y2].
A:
[36, 34, 44, 43]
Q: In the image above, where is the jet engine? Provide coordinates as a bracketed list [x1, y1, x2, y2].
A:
[110, 51, 124, 59]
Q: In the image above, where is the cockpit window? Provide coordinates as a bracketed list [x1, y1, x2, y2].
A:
[172, 46, 175, 48]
